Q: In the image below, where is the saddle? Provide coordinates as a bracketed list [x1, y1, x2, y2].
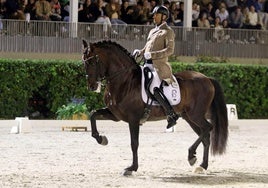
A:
[141, 66, 181, 106]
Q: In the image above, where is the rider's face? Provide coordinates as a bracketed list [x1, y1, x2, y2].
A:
[153, 13, 163, 25]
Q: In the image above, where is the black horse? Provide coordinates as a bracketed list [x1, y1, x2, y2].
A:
[82, 40, 228, 175]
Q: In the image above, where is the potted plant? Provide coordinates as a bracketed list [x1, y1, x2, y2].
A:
[56, 102, 89, 120]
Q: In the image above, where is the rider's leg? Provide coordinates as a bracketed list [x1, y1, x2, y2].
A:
[153, 86, 179, 129]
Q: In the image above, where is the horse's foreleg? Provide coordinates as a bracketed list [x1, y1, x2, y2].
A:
[123, 122, 140, 176]
[90, 108, 119, 145]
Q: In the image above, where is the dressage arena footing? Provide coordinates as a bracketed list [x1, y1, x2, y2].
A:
[0, 119, 267, 134]
[0, 119, 267, 188]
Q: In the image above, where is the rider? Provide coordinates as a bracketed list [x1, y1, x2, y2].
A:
[133, 5, 179, 129]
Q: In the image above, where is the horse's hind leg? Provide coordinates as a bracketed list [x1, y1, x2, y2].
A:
[182, 112, 212, 170]
[90, 107, 119, 145]
[200, 131, 210, 170]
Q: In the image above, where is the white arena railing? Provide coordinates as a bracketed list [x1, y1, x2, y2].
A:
[0, 19, 268, 58]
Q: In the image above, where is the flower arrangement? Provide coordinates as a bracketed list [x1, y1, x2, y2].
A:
[56, 100, 89, 120]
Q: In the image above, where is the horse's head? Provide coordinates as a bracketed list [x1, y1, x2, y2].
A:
[82, 40, 140, 92]
[82, 40, 102, 92]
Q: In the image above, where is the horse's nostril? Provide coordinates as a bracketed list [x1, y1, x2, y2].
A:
[89, 85, 96, 91]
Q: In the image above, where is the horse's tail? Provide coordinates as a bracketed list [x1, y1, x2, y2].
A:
[209, 78, 229, 155]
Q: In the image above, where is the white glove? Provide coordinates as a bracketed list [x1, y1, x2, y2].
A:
[144, 52, 152, 60]
[132, 49, 141, 57]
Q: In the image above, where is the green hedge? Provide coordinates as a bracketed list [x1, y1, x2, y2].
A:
[0, 59, 104, 119]
[0, 59, 267, 119]
[171, 63, 268, 119]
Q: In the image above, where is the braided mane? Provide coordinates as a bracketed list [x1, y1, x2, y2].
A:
[93, 40, 138, 64]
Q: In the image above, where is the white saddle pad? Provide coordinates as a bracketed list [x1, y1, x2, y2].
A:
[141, 66, 181, 106]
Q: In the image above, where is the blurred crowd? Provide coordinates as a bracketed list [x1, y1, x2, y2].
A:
[0, 0, 268, 30]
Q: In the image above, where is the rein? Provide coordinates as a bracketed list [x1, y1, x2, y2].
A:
[105, 64, 137, 82]
[83, 52, 138, 83]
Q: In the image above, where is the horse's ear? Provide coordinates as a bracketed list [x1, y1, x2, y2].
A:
[82, 39, 88, 49]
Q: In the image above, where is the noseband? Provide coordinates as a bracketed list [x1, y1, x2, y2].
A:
[82, 49, 103, 83]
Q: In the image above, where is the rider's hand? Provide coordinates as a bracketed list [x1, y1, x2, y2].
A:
[132, 49, 141, 57]
[144, 52, 152, 60]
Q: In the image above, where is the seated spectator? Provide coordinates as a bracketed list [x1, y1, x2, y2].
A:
[127, 1, 151, 25]
[105, 0, 127, 35]
[120, 0, 144, 25]
[24, 0, 36, 21]
[176, 2, 184, 26]
[192, 2, 200, 27]
[121, 0, 136, 24]
[78, 0, 84, 22]
[50, 0, 62, 21]
[229, 6, 243, 28]
[222, 19, 230, 28]
[197, 11, 210, 28]
[213, 16, 222, 29]
[205, 2, 215, 25]
[215, 2, 229, 22]
[4, 0, 25, 20]
[79, 0, 99, 23]
[61, 1, 70, 22]
[199, 0, 213, 11]
[212, 16, 227, 42]
[222, 18, 231, 40]
[35, 0, 51, 20]
[136, 0, 151, 25]
[106, 0, 125, 24]
[142, 0, 152, 17]
[244, 5, 262, 29]
[95, 0, 112, 38]
[168, 1, 181, 26]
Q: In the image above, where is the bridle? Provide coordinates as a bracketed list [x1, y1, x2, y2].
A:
[82, 47, 138, 84]
[82, 48, 103, 83]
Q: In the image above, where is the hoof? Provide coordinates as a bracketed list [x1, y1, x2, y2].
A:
[188, 156, 197, 166]
[194, 166, 206, 174]
[123, 170, 133, 176]
[100, 136, 108, 145]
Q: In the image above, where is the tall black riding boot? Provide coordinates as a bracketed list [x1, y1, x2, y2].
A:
[153, 87, 179, 129]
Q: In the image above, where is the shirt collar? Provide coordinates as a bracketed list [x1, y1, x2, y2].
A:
[155, 22, 166, 30]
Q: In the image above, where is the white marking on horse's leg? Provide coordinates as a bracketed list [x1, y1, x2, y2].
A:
[193, 166, 206, 174]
